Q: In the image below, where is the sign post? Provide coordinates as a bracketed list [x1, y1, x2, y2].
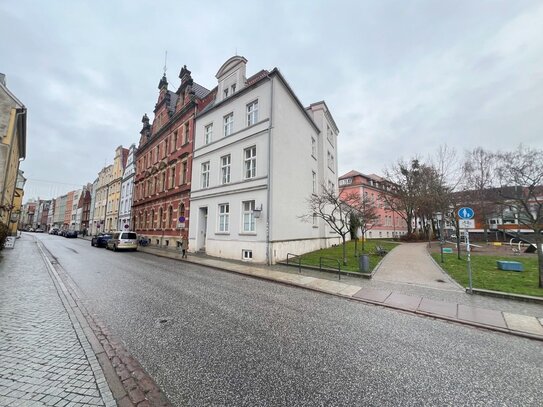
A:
[458, 207, 475, 294]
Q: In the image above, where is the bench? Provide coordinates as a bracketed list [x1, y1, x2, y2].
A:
[374, 245, 388, 256]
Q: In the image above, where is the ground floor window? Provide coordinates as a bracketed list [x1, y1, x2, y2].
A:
[242, 249, 253, 260]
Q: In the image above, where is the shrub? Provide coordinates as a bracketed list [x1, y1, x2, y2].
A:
[0, 222, 9, 250]
[399, 232, 422, 242]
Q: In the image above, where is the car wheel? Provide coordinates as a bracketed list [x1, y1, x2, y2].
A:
[113, 245, 117, 252]
[91, 241, 95, 247]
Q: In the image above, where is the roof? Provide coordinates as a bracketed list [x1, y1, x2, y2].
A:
[339, 170, 387, 183]
[192, 82, 210, 99]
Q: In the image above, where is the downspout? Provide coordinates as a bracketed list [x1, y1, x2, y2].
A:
[266, 73, 274, 265]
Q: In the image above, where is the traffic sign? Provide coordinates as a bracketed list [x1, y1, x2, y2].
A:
[458, 207, 474, 220]
[178, 216, 186, 223]
[459, 219, 475, 229]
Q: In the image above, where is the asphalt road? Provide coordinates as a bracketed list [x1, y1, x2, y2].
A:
[35, 233, 543, 406]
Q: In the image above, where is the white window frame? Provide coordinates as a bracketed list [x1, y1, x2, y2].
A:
[244, 146, 257, 179]
[224, 113, 233, 137]
[247, 100, 258, 126]
[218, 203, 229, 233]
[201, 161, 210, 188]
[205, 123, 213, 145]
[312, 171, 317, 194]
[221, 155, 231, 185]
[242, 200, 255, 233]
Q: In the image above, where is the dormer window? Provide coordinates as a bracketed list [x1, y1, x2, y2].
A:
[223, 88, 229, 98]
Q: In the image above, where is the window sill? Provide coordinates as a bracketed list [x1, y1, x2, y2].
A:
[215, 232, 230, 235]
[239, 232, 257, 236]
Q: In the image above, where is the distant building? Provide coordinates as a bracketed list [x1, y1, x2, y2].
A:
[338, 170, 408, 239]
[106, 146, 129, 231]
[118, 144, 136, 230]
[0, 73, 27, 235]
[91, 165, 112, 233]
[189, 56, 340, 263]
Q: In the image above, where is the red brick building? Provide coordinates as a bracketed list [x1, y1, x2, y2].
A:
[133, 66, 212, 247]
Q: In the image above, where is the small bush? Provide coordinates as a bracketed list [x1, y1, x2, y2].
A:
[0, 222, 9, 250]
[399, 232, 421, 242]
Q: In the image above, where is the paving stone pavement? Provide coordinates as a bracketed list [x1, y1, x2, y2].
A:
[0, 238, 116, 407]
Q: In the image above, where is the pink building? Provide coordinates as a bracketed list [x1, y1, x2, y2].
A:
[339, 170, 408, 239]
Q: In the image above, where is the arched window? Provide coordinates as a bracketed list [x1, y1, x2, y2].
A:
[150, 209, 155, 228]
[143, 211, 148, 229]
[179, 202, 185, 218]
[167, 206, 173, 228]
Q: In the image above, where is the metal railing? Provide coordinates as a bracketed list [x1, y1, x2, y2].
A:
[286, 253, 302, 273]
[319, 257, 341, 280]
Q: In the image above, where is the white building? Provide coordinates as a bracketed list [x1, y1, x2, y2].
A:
[189, 56, 340, 264]
[118, 144, 136, 230]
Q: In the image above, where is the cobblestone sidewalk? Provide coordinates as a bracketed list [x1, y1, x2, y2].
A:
[0, 238, 115, 407]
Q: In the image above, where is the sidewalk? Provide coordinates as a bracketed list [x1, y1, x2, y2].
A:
[0, 236, 116, 406]
[139, 244, 543, 341]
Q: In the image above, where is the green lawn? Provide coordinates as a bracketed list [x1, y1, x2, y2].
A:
[298, 240, 398, 273]
[431, 253, 543, 297]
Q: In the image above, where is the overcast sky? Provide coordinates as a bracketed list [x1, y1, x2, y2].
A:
[2, 0, 543, 201]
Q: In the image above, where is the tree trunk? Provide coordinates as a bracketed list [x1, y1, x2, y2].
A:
[361, 229, 366, 251]
[354, 235, 358, 257]
[342, 235, 347, 265]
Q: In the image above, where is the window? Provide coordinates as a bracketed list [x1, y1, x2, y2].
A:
[201, 162, 210, 188]
[327, 124, 334, 143]
[327, 151, 334, 169]
[179, 203, 185, 218]
[231, 84, 236, 94]
[244, 146, 256, 179]
[242, 249, 252, 260]
[221, 155, 231, 184]
[313, 213, 317, 226]
[167, 206, 173, 228]
[169, 167, 175, 189]
[158, 208, 163, 228]
[161, 172, 166, 191]
[218, 203, 229, 232]
[328, 180, 334, 191]
[205, 124, 213, 144]
[183, 122, 189, 144]
[223, 88, 229, 98]
[311, 137, 316, 157]
[247, 100, 258, 126]
[312, 171, 317, 194]
[224, 113, 233, 137]
[181, 161, 188, 184]
[242, 200, 255, 232]
[173, 130, 178, 151]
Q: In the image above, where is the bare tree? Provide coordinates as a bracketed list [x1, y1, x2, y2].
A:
[349, 193, 380, 254]
[381, 158, 423, 235]
[463, 147, 496, 243]
[496, 145, 543, 288]
[302, 186, 360, 265]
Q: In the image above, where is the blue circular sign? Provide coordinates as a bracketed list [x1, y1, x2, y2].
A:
[458, 207, 474, 220]
[178, 216, 186, 222]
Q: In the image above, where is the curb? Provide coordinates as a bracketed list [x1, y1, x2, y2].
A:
[469, 288, 543, 304]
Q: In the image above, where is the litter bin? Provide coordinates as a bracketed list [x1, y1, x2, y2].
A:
[359, 254, 370, 273]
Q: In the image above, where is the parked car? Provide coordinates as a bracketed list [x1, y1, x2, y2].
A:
[106, 231, 138, 251]
[59, 230, 68, 237]
[65, 230, 78, 238]
[91, 233, 112, 248]
[49, 227, 59, 235]
[35, 228, 44, 233]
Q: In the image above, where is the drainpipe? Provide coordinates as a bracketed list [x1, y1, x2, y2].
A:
[265, 74, 274, 265]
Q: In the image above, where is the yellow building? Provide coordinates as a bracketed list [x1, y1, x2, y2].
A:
[0, 74, 27, 235]
[105, 146, 128, 232]
[10, 170, 25, 235]
[91, 165, 112, 234]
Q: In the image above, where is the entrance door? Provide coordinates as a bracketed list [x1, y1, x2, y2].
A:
[198, 207, 208, 252]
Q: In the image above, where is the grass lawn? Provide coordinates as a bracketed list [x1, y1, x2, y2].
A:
[431, 253, 543, 297]
[299, 240, 398, 273]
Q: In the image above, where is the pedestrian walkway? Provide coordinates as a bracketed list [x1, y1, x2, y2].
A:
[0, 237, 116, 406]
[139, 244, 543, 341]
[373, 242, 461, 290]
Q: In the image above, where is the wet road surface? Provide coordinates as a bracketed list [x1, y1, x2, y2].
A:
[35, 233, 543, 406]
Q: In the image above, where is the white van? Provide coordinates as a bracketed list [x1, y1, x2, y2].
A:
[106, 231, 138, 251]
